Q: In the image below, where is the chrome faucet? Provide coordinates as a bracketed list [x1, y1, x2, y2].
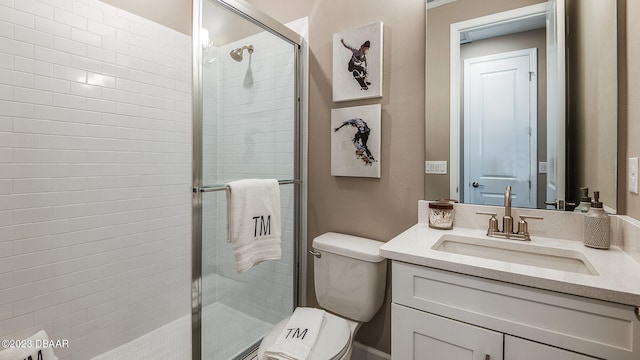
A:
[477, 185, 543, 241]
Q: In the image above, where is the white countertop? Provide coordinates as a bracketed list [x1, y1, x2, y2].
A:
[380, 223, 640, 307]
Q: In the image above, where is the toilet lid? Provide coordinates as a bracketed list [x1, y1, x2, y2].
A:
[258, 311, 351, 360]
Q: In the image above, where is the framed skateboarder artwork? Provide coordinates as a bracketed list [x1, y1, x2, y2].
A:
[331, 104, 381, 178]
[332, 22, 383, 102]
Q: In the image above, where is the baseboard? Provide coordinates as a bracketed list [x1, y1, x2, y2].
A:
[352, 342, 391, 360]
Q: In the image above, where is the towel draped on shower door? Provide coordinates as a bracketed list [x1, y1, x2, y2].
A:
[226, 179, 282, 272]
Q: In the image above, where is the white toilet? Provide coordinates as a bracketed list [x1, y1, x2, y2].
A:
[258, 232, 388, 360]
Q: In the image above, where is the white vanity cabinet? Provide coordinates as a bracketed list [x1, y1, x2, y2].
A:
[391, 261, 640, 360]
[392, 305, 597, 359]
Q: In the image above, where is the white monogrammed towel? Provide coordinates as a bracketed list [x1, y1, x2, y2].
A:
[226, 179, 282, 272]
[264, 307, 326, 360]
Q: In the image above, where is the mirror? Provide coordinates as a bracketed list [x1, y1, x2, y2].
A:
[425, 0, 618, 212]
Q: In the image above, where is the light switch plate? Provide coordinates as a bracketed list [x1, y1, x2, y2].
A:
[425, 161, 447, 174]
[629, 157, 639, 194]
[538, 162, 548, 174]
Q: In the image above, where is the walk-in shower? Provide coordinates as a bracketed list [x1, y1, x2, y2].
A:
[192, 0, 303, 359]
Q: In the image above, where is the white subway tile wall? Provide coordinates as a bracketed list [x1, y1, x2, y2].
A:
[0, 0, 191, 359]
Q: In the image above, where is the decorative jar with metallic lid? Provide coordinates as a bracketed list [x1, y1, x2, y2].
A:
[428, 201, 455, 230]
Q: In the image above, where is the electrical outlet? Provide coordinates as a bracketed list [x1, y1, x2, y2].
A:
[630, 157, 639, 194]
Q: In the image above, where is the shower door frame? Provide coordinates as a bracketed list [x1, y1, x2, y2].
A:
[191, 1, 304, 359]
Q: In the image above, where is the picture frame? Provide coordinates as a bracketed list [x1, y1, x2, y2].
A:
[332, 22, 383, 102]
[331, 104, 382, 178]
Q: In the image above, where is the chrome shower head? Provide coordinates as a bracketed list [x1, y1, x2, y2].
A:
[230, 45, 254, 62]
[230, 48, 243, 62]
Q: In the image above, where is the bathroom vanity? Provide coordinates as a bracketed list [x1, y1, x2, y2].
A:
[380, 202, 640, 360]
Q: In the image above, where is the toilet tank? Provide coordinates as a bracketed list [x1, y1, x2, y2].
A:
[312, 232, 387, 323]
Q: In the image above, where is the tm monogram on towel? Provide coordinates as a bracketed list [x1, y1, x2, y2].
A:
[264, 308, 325, 360]
[253, 215, 272, 237]
[226, 179, 282, 272]
[283, 328, 309, 340]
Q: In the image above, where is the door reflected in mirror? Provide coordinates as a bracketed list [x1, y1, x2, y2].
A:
[454, 4, 556, 210]
[425, 0, 618, 213]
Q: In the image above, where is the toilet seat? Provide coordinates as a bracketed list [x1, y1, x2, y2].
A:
[258, 310, 352, 360]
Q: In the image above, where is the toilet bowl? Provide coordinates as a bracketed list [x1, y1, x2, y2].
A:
[258, 232, 387, 360]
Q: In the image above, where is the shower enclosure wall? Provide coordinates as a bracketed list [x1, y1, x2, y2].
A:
[192, 1, 303, 359]
[0, 1, 192, 359]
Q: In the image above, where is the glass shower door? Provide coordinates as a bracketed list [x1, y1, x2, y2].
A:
[192, 0, 301, 359]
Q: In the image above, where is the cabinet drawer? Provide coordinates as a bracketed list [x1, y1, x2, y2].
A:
[392, 261, 640, 360]
[505, 335, 597, 360]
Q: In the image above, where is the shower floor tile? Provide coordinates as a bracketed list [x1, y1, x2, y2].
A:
[90, 303, 272, 360]
[203, 302, 272, 360]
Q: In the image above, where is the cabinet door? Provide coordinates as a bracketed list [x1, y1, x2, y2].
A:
[505, 335, 598, 360]
[392, 304, 503, 360]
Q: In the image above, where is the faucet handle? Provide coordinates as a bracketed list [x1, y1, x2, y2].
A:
[518, 215, 544, 222]
[476, 211, 499, 235]
[517, 215, 544, 239]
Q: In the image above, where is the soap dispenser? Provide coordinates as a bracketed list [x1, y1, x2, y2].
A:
[583, 191, 610, 249]
[574, 187, 591, 213]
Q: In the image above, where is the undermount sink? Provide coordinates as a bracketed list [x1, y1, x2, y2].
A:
[432, 234, 598, 275]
